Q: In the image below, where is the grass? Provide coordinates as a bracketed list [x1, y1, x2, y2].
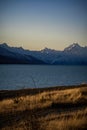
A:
[0, 84, 87, 130]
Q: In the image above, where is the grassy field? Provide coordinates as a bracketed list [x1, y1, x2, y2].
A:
[0, 84, 87, 130]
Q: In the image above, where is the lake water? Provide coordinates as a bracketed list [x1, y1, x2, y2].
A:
[0, 65, 87, 90]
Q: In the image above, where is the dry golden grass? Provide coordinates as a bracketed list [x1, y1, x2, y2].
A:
[40, 108, 87, 130]
[0, 84, 87, 130]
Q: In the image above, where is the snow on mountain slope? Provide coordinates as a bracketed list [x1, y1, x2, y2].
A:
[64, 43, 80, 51]
[28, 49, 62, 64]
[64, 43, 87, 56]
[53, 43, 87, 65]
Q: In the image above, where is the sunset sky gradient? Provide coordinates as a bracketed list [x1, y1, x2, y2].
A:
[0, 0, 87, 50]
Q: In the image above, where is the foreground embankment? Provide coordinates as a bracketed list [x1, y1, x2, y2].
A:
[0, 84, 87, 130]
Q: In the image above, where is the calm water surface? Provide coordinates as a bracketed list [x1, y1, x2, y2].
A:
[0, 65, 87, 90]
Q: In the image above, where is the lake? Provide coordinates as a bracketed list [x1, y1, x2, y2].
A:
[0, 65, 87, 90]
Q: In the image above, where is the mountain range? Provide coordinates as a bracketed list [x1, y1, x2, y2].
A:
[0, 43, 87, 65]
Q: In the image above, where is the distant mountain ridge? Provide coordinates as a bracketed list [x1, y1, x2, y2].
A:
[0, 43, 87, 65]
[0, 43, 45, 64]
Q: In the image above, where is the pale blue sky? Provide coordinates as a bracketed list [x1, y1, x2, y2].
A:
[0, 0, 87, 50]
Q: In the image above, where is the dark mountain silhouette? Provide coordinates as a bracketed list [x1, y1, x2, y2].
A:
[0, 43, 87, 65]
[0, 43, 46, 64]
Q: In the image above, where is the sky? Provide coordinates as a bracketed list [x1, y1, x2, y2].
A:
[0, 0, 87, 50]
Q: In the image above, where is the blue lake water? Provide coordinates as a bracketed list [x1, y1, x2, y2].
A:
[0, 65, 87, 90]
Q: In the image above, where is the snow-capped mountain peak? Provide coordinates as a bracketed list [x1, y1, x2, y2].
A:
[64, 43, 81, 51]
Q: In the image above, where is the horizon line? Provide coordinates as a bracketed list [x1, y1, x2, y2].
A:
[0, 42, 87, 51]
